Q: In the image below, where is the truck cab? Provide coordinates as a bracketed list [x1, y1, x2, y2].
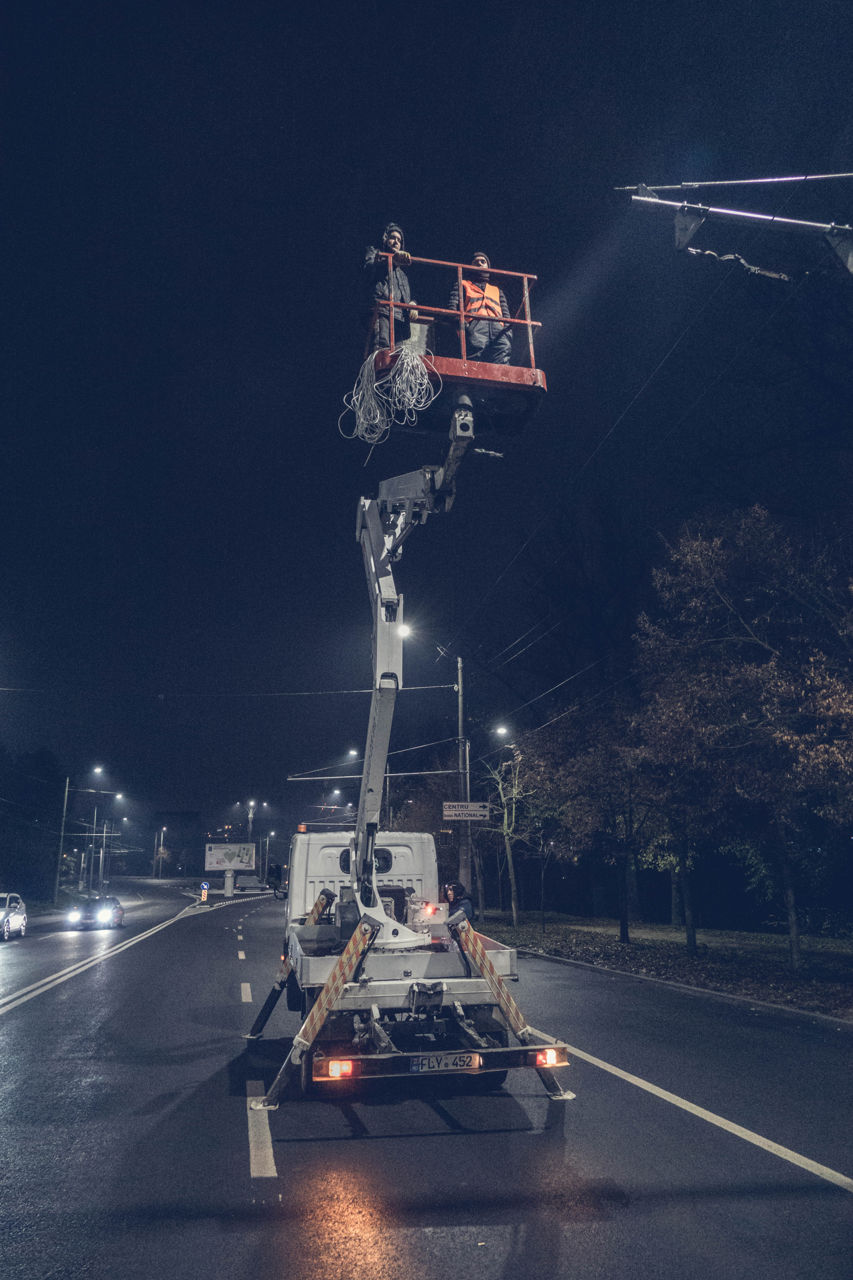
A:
[284, 829, 439, 930]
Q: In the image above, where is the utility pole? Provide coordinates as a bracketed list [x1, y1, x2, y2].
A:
[97, 819, 109, 890]
[457, 657, 472, 890]
[86, 806, 98, 895]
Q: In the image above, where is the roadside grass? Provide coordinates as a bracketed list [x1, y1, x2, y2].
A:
[480, 913, 853, 1021]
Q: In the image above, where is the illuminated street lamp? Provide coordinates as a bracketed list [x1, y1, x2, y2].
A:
[65, 764, 124, 894]
[262, 831, 276, 882]
[234, 798, 268, 841]
[153, 826, 167, 878]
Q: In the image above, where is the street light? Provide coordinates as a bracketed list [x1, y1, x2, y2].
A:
[235, 799, 269, 841]
[262, 831, 276, 882]
[63, 765, 124, 895]
[153, 826, 166, 878]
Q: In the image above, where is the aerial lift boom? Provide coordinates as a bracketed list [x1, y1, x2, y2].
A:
[350, 400, 474, 937]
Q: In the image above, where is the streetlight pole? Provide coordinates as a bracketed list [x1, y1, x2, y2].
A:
[153, 826, 166, 878]
[54, 777, 70, 905]
[457, 656, 473, 891]
[262, 832, 275, 882]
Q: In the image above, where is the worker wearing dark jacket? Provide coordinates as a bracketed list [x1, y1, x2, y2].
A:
[363, 222, 414, 351]
[445, 882, 474, 923]
[448, 252, 512, 364]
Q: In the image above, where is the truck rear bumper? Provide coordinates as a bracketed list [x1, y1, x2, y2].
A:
[310, 1042, 570, 1082]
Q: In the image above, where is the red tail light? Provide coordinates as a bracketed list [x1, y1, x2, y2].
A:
[536, 1048, 559, 1067]
[328, 1059, 354, 1079]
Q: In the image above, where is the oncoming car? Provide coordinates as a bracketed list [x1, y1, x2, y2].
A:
[1, 893, 27, 941]
[66, 895, 125, 930]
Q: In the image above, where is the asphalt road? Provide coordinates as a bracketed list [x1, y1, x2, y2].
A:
[1, 881, 850, 1280]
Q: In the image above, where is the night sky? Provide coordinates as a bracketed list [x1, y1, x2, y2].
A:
[6, 1, 852, 835]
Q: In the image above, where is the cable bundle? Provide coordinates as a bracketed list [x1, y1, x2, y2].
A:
[339, 346, 441, 445]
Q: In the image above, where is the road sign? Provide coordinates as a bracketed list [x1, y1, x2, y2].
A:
[201, 881, 209, 891]
[442, 802, 490, 821]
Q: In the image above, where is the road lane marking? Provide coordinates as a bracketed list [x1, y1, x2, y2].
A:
[238, 950, 246, 960]
[241, 983, 253, 1003]
[564, 1041, 853, 1193]
[246, 1081, 277, 1178]
[0, 912, 190, 1018]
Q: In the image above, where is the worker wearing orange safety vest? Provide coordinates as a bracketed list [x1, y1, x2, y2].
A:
[448, 252, 512, 364]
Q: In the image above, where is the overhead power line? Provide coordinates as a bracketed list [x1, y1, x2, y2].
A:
[0, 683, 454, 699]
[440, 170, 842, 661]
[614, 172, 853, 192]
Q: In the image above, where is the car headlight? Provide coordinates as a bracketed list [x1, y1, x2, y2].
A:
[97, 909, 112, 923]
[68, 910, 82, 922]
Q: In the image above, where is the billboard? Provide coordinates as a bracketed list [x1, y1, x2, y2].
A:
[204, 842, 256, 871]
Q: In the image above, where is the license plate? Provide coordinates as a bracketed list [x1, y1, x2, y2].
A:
[409, 1052, 482, 1074]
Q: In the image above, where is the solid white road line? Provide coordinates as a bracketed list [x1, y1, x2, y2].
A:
[246, 1080, 277, 1178]
[564, 1041, 853, 1193]
[237, 950, 246, 960]
[241, 983, 253, 1003]
[0, 914, 189, 1018]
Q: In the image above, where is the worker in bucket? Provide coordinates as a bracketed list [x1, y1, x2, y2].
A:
[448, 252, 512, 364]
[363, 222, 415, 351]
[445, 882, 474, 923]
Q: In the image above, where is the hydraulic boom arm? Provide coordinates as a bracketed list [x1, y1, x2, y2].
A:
[351, 403, 474, 938]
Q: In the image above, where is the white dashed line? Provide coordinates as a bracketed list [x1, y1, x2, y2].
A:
[565, 1041, 853, 1193]
[241, 983, 253, 1003]
[237, 950, 246, 960]
[246, 1080, 277, 1177]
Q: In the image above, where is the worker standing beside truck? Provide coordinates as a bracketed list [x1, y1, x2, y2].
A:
[445, 881, 474, 922]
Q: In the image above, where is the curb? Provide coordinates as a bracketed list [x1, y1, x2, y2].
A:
[517, 947, 853, 1028]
